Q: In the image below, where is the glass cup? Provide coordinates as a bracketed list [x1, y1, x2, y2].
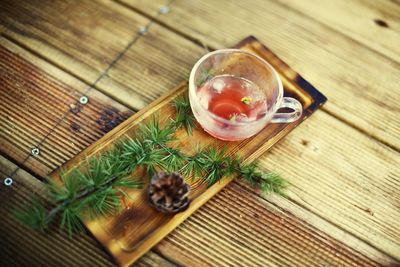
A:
[189, 49, 302, 141]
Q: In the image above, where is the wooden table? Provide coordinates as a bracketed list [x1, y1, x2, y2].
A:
[0, 0, 399, 266]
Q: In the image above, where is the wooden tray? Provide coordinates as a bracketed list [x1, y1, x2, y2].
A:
[52, 36, 327, 266]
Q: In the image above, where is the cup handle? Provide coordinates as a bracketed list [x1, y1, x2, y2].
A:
[271, 97, 303, 123]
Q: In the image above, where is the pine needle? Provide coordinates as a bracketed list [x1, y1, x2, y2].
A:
[60, 206, 85, 237]
[195, 146, 232, 186]
[139, 116, 175, 145]
[182, 154, 204, 180]
[113, 176, 142, 189]
[120, 137, 164, 176]
[161, 146, 187, 172]
[172, 96, 196, 135]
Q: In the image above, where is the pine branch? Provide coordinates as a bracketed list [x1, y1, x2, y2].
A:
[238, 161, 261, 186]
[120, 136, 166, 177]
[15, 94, 287, 236]
[182, 153, 204, 180]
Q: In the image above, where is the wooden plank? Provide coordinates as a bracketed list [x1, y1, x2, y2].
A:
[274, 0, 400, 63]
[0, 0, 149, 92]
[123, 0, 400, 150]
[0, 37, 133, 177]
[0, 156, 175, 267]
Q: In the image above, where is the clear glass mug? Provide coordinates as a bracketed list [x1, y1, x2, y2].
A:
[189, 49, 302, 141]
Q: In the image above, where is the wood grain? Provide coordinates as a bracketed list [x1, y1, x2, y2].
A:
[0, 37, 133, 177]
[124, 0, 400, 150]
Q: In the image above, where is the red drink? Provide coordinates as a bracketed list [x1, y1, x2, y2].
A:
[197, 75, 268, 123]
[189, 49, 302, 141]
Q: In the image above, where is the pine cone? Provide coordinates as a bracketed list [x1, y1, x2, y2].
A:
[148, 172, 190, 213]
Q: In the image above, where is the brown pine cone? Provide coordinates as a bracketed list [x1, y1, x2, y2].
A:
[148, 172, 190, 213]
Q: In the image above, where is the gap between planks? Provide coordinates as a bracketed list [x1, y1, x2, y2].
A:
[114, 0, 214, 52]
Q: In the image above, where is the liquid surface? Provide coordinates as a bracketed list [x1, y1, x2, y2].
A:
[197, 75, 267, 122]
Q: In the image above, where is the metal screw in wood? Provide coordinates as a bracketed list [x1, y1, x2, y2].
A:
[79, 96, 88, 105]
[31, 147, 40, 156]
[159, 6, 170, 14]
[138, 26, 147, 35]
[4, 177, 13, 186]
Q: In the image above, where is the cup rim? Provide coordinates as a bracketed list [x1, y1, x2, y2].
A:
[189, 48, 284, 126]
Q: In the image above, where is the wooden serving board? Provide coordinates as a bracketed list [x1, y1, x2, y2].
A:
[51, 36, 326, 266]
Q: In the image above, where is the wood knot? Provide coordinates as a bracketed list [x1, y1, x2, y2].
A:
[301, 139, 309, 146]
[373, 19, 389, 28]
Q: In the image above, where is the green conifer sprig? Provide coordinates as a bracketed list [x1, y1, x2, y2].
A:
[15, 94, 287, 236]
